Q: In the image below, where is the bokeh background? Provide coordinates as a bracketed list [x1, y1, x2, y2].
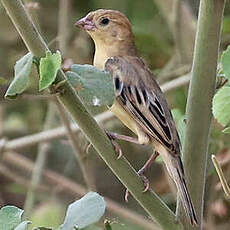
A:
[0, 0, 230, 229]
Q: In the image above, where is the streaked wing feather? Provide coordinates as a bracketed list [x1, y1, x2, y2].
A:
[105, 56, 180, 154]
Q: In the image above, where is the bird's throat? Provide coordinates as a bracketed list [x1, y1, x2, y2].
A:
[93, 40, 137, 69]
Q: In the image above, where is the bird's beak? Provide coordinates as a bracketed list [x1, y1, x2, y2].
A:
[75, 16, 96, 31]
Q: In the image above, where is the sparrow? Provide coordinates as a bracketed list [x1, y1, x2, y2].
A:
[75, 9, 198, 226]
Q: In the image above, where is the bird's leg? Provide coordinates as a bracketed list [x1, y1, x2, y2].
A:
[125, 151, 159, 202]
[105, 131, 140, 159]
[106, 131, 124, 159]
[138, 151, 159, 191]
[106, 131, 140, 144]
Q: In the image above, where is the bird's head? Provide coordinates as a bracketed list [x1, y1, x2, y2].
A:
[75, 9, 135, 48]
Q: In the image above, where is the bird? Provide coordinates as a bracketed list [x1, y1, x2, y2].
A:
[75, 9, 198, 226]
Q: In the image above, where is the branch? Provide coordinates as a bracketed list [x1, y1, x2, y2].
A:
[157, 64, 191, 83]
[3, 151, 160, 230]
[57, 0, 71, 57]
[24, 102, 57, 218]
[1, 1, 182, 229]
[161, 73, 190, 93]
[212, 155, 230, 197]
[55, 99, 96, 190]
[2, 111, 113, 151]
[154, 0, 196, 65]
[182, 0, 226, 229]
[0, 163, 49, 192]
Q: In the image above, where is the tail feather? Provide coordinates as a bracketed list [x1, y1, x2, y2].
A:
[168, 156, 198, 226]
[157, 145, 198, 226]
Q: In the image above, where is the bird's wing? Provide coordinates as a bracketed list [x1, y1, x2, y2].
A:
[105, 56, 181, 155]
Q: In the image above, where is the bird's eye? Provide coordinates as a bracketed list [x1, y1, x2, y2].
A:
[100, 18, 110, 26]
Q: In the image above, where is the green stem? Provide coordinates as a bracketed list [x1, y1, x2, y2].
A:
[1, 0, 182, 229]
[182, 0, 226, 229]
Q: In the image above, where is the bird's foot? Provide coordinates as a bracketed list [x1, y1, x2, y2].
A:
[124, 169, 150, 202]
[106, 131, 123, 159]
[125, 152, 159, 201]
[138, 169, 150, 192]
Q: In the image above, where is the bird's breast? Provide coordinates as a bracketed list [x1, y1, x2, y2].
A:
[109, 100, 151, 145]
[109, 100, 139, 135]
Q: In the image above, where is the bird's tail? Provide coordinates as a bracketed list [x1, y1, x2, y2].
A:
[172, 156, 198, 226]
[159, 147, 198, 225]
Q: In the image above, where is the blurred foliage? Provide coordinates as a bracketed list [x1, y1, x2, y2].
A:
[1, 0, 230, 229]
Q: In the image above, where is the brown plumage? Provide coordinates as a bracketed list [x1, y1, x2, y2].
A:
[76, 9, 198, 226]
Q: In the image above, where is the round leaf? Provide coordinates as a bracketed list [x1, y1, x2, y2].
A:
[213, 86, 230, 126]
[59, 192, 106, 230]
[0, 206, 24, 230]
[67, 64, 115, 106]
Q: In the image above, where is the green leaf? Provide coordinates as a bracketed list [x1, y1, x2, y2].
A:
[39, 51, 62, 91]
[15, 221, 31, 230]
[58, 192, 106, 230]
[66, 64, 115, 106]
[213, 86, 230, 126]
[221, 45, 230, 80]
[0, 206, 24, 230]
[5, 53, 33, 99]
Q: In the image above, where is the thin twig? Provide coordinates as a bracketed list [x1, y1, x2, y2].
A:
[0, 163, 49, 192]
[157, 64, 191, 83]
[24, 102, 57, 218]
[2, 151, 160, 230]
[2, 110, 114, 151]
[172, 0, 183, 63]
[154, 0, 196, 66]
[55, 99, 96, 190]
[212, 155, 230, 197]
[161, 73, 191, 92]
[58, 0, 71, 57]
